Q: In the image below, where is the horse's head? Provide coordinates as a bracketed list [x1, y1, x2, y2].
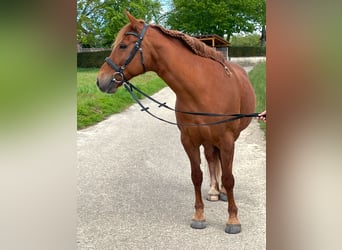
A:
[97, 11, 149, 93]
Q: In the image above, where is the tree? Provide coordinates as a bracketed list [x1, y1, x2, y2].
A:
[77, 0, 162, 48]
[166, 0, 266, 42]
[248, 0, 266, 46]
[77, 0, 106, 47]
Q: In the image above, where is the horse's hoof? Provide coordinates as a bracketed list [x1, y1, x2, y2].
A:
[206, 194, 219, 201]
[225, 224, 241, 234]
[219, 192, 227, 202]
[191, 220, 206, 229]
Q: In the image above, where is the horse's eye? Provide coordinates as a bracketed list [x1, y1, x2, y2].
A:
[119, 43, 127, 49]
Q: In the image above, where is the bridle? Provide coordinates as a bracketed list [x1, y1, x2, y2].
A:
[103, 23, 149, 92]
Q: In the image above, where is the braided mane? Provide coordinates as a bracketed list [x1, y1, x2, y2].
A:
[151, 24, 227, 66]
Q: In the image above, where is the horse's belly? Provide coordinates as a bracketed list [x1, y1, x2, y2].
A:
[179, 122, 238, 146]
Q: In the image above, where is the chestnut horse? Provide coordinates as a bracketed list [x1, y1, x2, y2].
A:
[97, 12, 256, 234]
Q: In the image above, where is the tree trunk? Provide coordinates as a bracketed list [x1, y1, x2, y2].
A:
[260, 25, 266, 46]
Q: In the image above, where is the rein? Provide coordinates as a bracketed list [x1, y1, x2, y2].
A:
[123, 81, 260, 127]
[104, 23, 261, 126]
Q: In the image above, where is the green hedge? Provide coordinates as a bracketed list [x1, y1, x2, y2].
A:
[229, 46, 266, 57]
[77, 50, 111, 68]
[77, 46, 266, 68]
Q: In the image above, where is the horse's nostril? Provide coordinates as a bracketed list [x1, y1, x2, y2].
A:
[96, 79, 100, 87]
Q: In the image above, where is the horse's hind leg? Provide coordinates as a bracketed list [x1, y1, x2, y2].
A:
[181, 135, 206, 229]
[204, 144, 221, 201]
[219, 133, 241, 234]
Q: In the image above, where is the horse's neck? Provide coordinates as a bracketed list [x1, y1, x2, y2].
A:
[149, 37, 201, 94]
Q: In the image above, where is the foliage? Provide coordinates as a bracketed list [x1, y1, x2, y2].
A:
[77, 0, 266, 47]
[77, 0, 162, 47]
[230, 34, 262, 47]
[77, 69, 166, 129]
[77, 0, 104, 47]
[166, 0, 266, 40]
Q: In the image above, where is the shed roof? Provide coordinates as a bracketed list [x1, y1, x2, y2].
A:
[194, 34, 230, 48]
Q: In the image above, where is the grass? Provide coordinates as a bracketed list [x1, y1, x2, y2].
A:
[77, 68, 166, 129]
[248, 62, 266, 131]
[77, 63, 266, 131]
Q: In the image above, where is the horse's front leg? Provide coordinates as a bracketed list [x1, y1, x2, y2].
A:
[181, 134, 206, 229]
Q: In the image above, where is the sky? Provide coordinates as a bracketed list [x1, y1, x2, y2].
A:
[159, 0, 172, 13]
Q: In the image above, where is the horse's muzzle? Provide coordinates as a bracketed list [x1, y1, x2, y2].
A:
[96, 78, 118, 94]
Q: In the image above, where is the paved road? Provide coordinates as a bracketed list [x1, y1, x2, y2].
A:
[77, 67, 266, 249]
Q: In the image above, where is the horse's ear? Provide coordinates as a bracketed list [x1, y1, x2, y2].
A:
[126, 11, 138, 25]
[125, 11, 145, 31]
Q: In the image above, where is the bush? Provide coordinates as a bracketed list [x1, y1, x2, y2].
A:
[77, 50, 112, 68]
[229, 46, 266, 57]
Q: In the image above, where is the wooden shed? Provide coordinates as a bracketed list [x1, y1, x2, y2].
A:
[194, 34, 230, 60]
